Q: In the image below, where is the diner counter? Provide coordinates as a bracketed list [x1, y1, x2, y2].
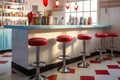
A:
[4, 24, 111, 75]
[4, 24, 111, 30]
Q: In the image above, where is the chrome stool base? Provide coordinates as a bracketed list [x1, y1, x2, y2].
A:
[77, 62, 90, 68]
[29, 75, 47, 80]
[57, 66, 70, 73]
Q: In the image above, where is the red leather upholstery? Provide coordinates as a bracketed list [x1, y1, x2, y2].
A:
[29, 38, 48, 46]
[78, 34, 92, 40]
[95, 32, 108, 38]
[57, 35, 72, 42]
[107, 32, 118, 37]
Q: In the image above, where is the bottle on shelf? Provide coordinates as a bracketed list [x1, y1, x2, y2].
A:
[79, 16, 84, 25]
[74, 17, 78, 25]
[41, 10, 53, 25]
[88, 17, 92, 25]
[84, 18, 87, 25]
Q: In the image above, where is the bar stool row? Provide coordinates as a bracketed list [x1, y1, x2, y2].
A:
[28, 32, 118, 80]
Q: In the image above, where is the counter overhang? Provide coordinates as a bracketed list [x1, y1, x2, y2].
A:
[4, 24, 111, 30]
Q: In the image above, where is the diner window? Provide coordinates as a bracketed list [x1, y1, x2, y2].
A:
[65, 0, 98, 25]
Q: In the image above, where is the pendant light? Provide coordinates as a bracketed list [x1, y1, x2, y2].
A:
[43, 0, 48, 7]
[65, 0, 70, 9]
[74, 2, 78, 11]
[54, 0, 59, 8]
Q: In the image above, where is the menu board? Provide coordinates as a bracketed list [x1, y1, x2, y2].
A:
[100, 0, 120, 8]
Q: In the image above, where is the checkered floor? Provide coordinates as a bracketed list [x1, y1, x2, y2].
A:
[0, 51, 120, 80]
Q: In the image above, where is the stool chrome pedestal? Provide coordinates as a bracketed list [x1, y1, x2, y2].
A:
[77, 34, 92, 68]
[28, 38, 48, 80]
[107, 32, 118, 58]
[56, 35, 72, 73]
[95, 32, 108, 62]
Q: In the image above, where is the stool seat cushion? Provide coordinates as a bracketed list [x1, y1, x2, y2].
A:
[107, 32, 118, 37]
[29, 38, 48, 46]
[57, 35, 72, 42]
[78, 34, 92, 40]
[95, 32, 108, 38]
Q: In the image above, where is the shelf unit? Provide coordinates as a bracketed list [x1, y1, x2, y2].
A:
[0, 0, 28, 51]
[0, 0, 28, 27]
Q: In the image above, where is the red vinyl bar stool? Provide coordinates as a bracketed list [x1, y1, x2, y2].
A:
[107, 32, 118, 57]
[28, 38, 48, 80]
[56, 35, 72, 73]
[77, 34, 92, 68]
[95, 32, 108, 61]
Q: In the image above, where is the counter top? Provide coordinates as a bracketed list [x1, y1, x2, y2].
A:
[4, 24, 111, 30]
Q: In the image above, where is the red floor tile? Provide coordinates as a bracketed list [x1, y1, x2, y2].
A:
[80, 76, 95, 80]
[103, 58, 112, 60]
[90, 60, 101, 64]
[107, 65, 120, 69]
[95, 70, 110, 75]
[0, 61, 8, 64]
[47, 74, 57, 80]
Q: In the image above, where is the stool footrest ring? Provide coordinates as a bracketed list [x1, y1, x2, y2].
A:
[57, 55, 71, 60]
[110, 47, 117, 50]
[95, 49, 107, 53]
[80, 52, 90, 56]
[29, 61, 46, 67]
